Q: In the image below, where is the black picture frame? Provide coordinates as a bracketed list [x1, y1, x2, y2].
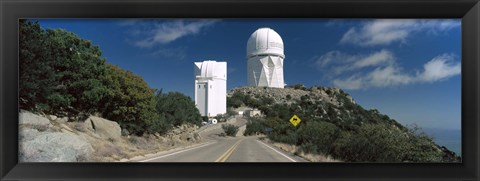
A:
[1, 0, 479, 180]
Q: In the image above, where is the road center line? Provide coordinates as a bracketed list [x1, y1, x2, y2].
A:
[140, 141, 216, 162]
[215, 139, 243, 162]
[256, 140, 297, 162]
[219, 140, 242, 162]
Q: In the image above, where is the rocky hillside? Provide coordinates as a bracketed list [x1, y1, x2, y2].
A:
[229, 85, 354, 106]
[19, 110, 202, 162]
[229, 85, 461, 162]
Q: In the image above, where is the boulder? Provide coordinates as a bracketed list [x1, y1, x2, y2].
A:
[48, 115, 58, 121]
[19, 110, 51, 127]
[59, 124, 74, 132]
[19, 132, 93, 162]
[83, 118, 95, 131]
[84, 116, 121, 140]
[55, 117, 69, 124]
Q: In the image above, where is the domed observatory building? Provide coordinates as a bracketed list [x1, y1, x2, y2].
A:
[194, 60, 227, 117]
[247, 27, 285, 88]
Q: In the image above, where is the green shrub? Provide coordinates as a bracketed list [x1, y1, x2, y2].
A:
[329, 123, 444, 162]
[331, 123, 406, 162]
[401, 125, 443, 162]
[145, 114, 172, 134]
[268, 129, 298, 145]
[222, 124, 239, 137]
[260, 97, 275, 105]
[227, 96, 243, 108]
[244, 118, 265, 136]
[299, 142, 318, 154]
[287, 84, 306, 90]
[155, 91, 202, 127]
[226, 107, 238, 117]
[297, 121, 339, 155]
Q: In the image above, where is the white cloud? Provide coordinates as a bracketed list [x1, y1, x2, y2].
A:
[121, 19, 219, 48]
[332, 75, 365, 90]
[348, 50, 395, 71]
[340, 19, 460, 46]
[316, 51, 461, 90]
[316, 51, 355, 68]
[418, 54, 461, 82]
[333, 66, 413, 90]
[316, 49, 395, 75]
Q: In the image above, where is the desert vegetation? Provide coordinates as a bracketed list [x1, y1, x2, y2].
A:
[222, 124, 239, 137]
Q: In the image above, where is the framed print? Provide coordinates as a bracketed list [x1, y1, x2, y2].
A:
[1, 0, 479, 180]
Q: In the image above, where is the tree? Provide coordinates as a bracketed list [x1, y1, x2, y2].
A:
[45, 28, 108, 114]
[19, 20, 108, 115]
[99, 64, 158, 134]
[155, 91, 202, 128]
[19, 20, 52, 111]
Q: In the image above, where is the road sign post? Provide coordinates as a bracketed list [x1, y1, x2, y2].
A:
[289, 115, 301, 127]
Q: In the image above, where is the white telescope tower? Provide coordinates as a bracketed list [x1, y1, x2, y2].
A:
[194, 60, 227, 117]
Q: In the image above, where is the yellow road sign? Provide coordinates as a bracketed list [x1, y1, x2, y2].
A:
[289, 115, 301, 127]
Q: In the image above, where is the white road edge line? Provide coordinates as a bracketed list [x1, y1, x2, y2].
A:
[256, 140, 297, 162]
[140, 141, 216, 162]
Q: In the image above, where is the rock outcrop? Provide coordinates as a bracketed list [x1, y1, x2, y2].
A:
[19, 110, 94, 162]
[19, 110, 51, 127]
[18, 110, 204, 162]
[19, 131, 93, 162]
[84, 116, 122, 140]
[161, 124, 202, 145]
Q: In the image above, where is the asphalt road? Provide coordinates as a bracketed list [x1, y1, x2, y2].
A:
[142, 136, 305, 162]
[141, 116, 306, 162]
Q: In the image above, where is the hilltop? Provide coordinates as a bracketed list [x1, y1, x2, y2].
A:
[228, 85, 461, 162]
[229, 85, 352, 106]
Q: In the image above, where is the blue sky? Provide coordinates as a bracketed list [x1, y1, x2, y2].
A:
[35, 19, 461, 131]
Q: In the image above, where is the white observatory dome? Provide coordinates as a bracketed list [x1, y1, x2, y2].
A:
[246, 27, 284, 59]
[197, 60, 225, 78]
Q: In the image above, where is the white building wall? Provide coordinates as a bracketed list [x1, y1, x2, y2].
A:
[194, 61, 227, 117]
[195, 82, 208, 116]
[247, 55, 284, 88]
